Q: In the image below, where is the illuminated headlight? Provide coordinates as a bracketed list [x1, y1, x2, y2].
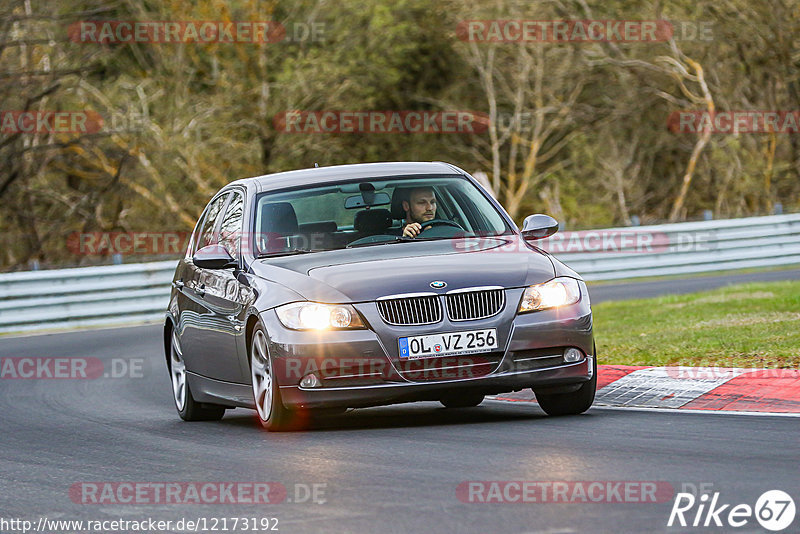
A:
[518, 277, 581, 313]
[275, 302, 365, 330]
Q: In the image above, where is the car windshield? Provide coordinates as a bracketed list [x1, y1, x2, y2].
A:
[252, 175, 511, 256]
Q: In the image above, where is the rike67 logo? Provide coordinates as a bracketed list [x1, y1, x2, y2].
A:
[668, 490, 795, 531]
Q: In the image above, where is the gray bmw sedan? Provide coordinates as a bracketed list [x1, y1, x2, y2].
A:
[165, 162, 595, 430]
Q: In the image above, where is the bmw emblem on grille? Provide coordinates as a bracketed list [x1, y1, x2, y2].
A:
[430, 280, 447, 289]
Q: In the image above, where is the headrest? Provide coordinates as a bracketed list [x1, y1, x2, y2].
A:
[390, 187, 411, 220]
[354, 208, 392, 234]
[260, 202, 299, 236]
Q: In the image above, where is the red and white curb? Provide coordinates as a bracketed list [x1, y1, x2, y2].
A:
[494, 365, 800, 414]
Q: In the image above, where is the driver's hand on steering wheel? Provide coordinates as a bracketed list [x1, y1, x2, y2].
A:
[403, 222, 424, 238]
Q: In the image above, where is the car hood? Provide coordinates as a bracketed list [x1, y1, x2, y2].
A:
[250, 236, 556, 303]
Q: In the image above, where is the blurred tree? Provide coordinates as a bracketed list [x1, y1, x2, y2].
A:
[1, 0, 798, 269]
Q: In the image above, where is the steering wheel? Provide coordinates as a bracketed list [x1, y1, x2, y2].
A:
[420, 218, 463, 231]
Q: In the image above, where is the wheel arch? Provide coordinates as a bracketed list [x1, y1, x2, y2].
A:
[244, 312, 262, 363]
[163, 316, 176, 370]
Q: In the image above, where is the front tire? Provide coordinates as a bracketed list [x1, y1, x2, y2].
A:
[534, 346, 597, 416]
[250, 324, 296, 431]
[169, 329, 226, 421]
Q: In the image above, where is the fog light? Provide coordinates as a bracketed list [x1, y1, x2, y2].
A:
[563, 348, 583, 363]
[300, 373, 322, 388]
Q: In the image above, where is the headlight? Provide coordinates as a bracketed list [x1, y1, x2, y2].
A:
[518, 277, 581, 313]
[275, 302, 366, 330]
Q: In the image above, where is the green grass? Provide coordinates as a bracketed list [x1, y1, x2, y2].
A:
[594, 280, 800, 368]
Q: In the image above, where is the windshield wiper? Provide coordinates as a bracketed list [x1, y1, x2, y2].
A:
[346, 237, 405, 249]
[347, 235, 466, 248]
[257, 248, 314, 258]
[410, 235, 464, 242]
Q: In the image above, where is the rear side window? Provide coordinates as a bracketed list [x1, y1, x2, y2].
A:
[192, 192, 230, 254]
[218, 192, 244, 260]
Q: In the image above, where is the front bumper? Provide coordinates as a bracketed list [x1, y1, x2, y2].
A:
[264, 283, 594, 409]
[279, 357, 593, 409]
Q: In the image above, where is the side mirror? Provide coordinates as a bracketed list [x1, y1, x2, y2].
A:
[521, 214, 559, 241]
[193, 244, 236, 269]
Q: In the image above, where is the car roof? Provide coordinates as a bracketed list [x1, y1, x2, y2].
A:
[229, 162, 465, 193]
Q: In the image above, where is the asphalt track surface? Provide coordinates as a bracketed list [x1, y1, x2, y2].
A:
[2, 272, 800, 533]
[588, 267, 800, 303]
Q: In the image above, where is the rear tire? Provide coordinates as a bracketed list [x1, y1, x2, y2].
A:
[169, 329, 226, 421]
[250, 324, 297, 431]
[440, 392, 485, 408]
[534, 346, 597, 416]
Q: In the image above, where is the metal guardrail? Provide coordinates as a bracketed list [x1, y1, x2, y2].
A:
[1, 214, 799, 334]
[0, 261, 176, 334]
[550, 213, 800, 280]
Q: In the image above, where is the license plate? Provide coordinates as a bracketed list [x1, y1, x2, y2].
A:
[398, 328, 498, 359]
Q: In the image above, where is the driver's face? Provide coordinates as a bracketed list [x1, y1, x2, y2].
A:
[404, 188, 437, 224]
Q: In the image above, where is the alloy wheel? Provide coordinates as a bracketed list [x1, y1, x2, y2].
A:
[170, 330, 187, 411]
[251, 329, 273, 421]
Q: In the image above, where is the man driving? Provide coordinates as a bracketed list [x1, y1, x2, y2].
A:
[401, 187, 437, 238]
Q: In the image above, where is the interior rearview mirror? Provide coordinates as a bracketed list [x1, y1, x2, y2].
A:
[345, 191, 391, 209]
